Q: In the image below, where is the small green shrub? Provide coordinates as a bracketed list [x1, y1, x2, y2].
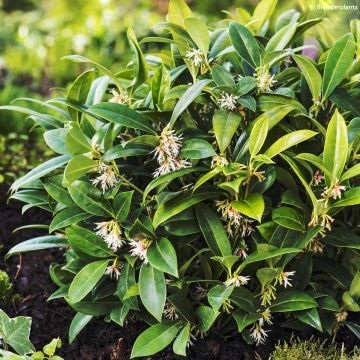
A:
[0, 270, 19, 307]
[269, 336, 360, 360]
[3, 0, 360, 358]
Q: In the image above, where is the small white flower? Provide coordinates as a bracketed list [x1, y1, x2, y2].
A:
[216, 200, 243, 227]
[259, 308, 273, 327]
[185, 48, 204, 67]
[163, 302, 179, 320]
[153, 128, 183, 160]
[218, 93, 239, 111]
[95, 221, 109, 238]
[313, 170, 324, 186]
[250, 324, 269, 345]
[278, 271, 296, 288]
[239, 218, 255, 238]
[105, 264, 122, 280]
[153, 157, 191, 177]
[153, 127, 191, 177]
[109, 89, 129, 104]
[211, 155, 229, 168]
[224, 274, 250, 287]
[91, 165, 119, 193]
[187, 332, 197, 348]
[331, 181, 346, 200]
[234, 248, 248, 259]
[95, 220, 124, 251]
[322, 180, 346, 200]
[255, 69, 277, 92]
[129, 239, 152, 264]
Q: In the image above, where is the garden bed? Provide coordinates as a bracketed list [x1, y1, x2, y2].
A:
[1, 184, 359, 360]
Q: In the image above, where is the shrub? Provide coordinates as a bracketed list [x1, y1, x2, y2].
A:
[3, 0, 360, 357]
[269, 336, 360, 360]
[0, 270, 20, 307]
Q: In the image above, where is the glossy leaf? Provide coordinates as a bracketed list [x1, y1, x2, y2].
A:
[293, 54, 322, 101]
[68, 259, 110, 303]
[69, 313, 93, 344]
[323, 109, 348, 184]
[147, 237, 178, 277]
[213, 110, 242, 154]
[68, 180, 113, 217]
[322, 33, 356, 101]
[139, 264, 166, 321]
[131, 322, 181, 358]
[264, 130, 317, 159]
[232, 193, 265, 222]
[195, 203, 232, 256]
[272, 207, 305, 232]
[271, 291, 317, 312]
[168, 79, 211, 129]
[90, 102, 155, 134]
[229, 22, 260, 70]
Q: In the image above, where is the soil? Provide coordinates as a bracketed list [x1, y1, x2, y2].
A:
[0, 183, 359, 360]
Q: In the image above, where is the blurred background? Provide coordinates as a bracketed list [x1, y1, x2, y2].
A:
[0, 0, 358, 183]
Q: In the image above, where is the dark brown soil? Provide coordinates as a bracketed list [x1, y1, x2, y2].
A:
[0, 183, 358, 360]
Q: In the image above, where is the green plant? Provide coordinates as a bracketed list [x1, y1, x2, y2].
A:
[3, 0, 360, 357]
[0, 133, 51, 184]
[0, 310, 63, 360]
[269, 336, 360, 360]
[0, 271, 20, 307]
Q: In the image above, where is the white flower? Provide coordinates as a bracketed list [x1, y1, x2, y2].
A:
[163, 302, 179, 320]
[211, 155, 229, 168]
[187, 332, 197, 348]
[129, 239, 152, 264]
[224, 274, 250, 287]
[105, 263, 122, 280]
[234, 248, 248, 259]
[239, 218, 255, 238]
[109, 89, 128, 104]
[154, 127, 183, 160]
[185, 48, 204, 67]
[322, 180, 346, 200]
[259, 308, 273, 327]
[278, 271, 296, 288]
[153, 157, 191, 177]
[331, 181, 346, 200]
[255, 69, 277, 92]
[95, 220, 124, 251]
[250, 324, 269, 345]
[313, 170, 324, 186]
[95, 221, 109, 238]
[216, 200, 243, 227]
[218, 93, 239, 111]
[153, 127, 191, 177]
[91, 164, 119, 193]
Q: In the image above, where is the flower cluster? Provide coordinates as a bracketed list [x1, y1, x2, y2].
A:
[91, 163, 119, 193]
[95, 220, 124, 251]
[129, 238, 152, 264]
[185, 48, 205, 67]
[322, 180, 346, 200]
[153, 127, 191, 177]
[218, 93, 239, 111]
[109, 89, 129, 104]
[255, 68, 277, 92]
[224, 273, 250, 287]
